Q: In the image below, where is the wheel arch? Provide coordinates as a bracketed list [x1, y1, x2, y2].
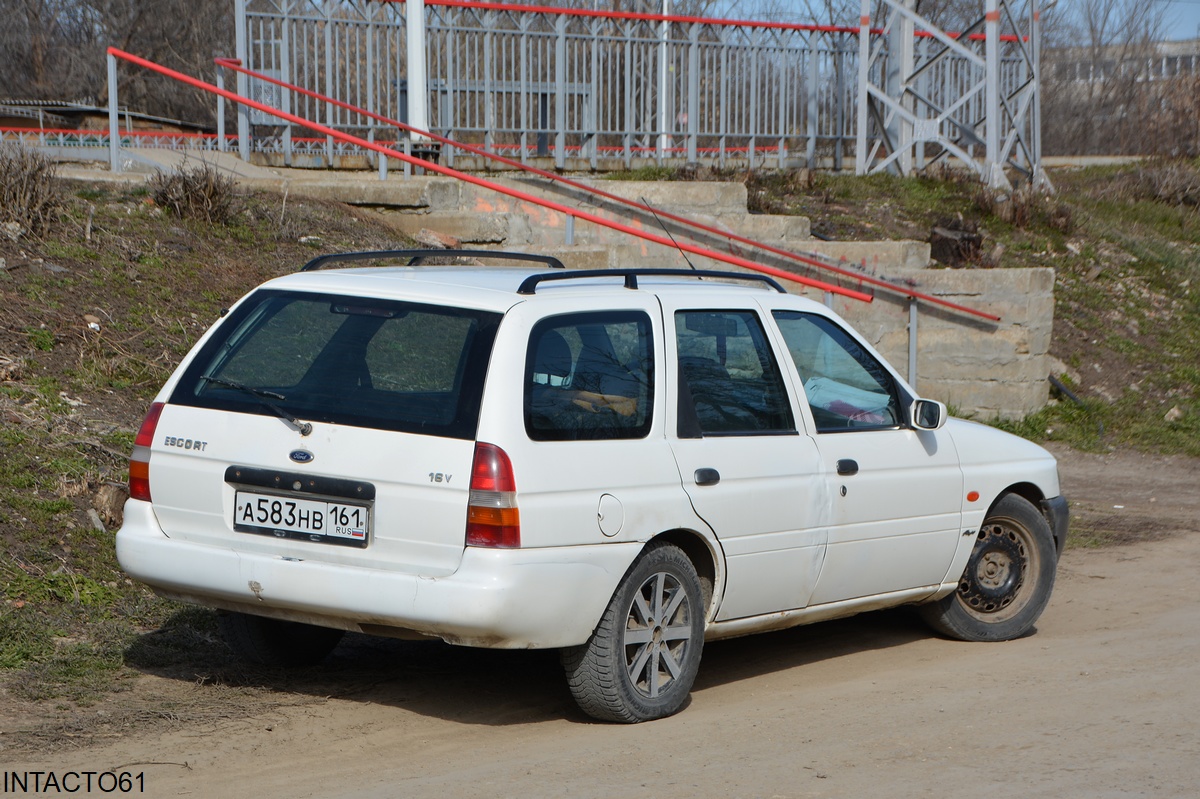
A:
[650, 529, 721, 618]
[989, 482, 1045, 516]
[989, 482, 1066, 554]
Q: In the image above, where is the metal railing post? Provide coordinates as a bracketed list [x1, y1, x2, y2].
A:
[107, 52, 121, 172]
[908, 298, 919, 390]
[855, 0, 871, 175]
[216, 65, 227, 153]
[484, 10, 495, 156]
[807, 41, 819, 169]
[555, 14, 567, 169]
[282, 9, 293, 168]
[367, 5, 377, 172]
[589, 17, 600, 169]
[687, 23, 699, 163]
[623, 26, 633, 168]
[778, 35, 788, 169]
[235, 0, 251, 162]
[519, 15, 530, 163]
[984, 0, 1010, 190]
[749, 29, 759, 165]
[835, 39, 846, 171]
[406, 0, 430, 140]
[324, 13, 335, 166]
[718, 28, 729, 168]
[1031, 0, 1052, 192]
[657, 0, 670, 161]
[886, 0, 915, 175]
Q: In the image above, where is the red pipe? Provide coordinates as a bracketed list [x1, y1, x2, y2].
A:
[108, 47, 873, 302]
[213, 56, 1000, 322]
[409, 1, 1023, 43]
[415, 0, 874, 35]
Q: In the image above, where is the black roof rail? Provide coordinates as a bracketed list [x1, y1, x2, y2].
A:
[516, 268, 787, 295]
[299, 249, 567, 272]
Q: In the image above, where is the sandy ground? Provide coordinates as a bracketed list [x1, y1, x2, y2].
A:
[5, 446, 1199, 798]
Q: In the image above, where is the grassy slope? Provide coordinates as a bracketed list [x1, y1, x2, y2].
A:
[1, 159, 1197, 732]
[736, 165, 1200, 455]
[1, 178, 405, 714]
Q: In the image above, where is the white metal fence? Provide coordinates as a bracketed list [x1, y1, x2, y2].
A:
[235, 0, 1034, 172]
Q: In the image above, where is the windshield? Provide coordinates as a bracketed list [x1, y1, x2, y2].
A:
[171, 290, 502, 439]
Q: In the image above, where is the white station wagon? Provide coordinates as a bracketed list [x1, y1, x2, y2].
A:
[117, 251, 1068, 722]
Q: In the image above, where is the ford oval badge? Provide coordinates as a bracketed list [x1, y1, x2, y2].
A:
[289, 449, 314, 464]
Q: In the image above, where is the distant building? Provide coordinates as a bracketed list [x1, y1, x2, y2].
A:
[1047, 38, 1200, 84]
[1041, 38, 1200, 156]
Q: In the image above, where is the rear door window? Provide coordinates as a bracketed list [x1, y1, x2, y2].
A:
[171, 290, 501, 439]
[524, 311, 654, 441]
[675, 309, 795, 436]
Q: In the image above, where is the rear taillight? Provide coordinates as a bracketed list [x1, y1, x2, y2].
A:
[129, 402, 164, 502]
[466, 442, 519, 548]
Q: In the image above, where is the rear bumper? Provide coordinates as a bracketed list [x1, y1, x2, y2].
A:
[116, 500, 637, 649]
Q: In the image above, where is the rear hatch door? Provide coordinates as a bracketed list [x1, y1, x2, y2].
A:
[147, 288, 503, 577]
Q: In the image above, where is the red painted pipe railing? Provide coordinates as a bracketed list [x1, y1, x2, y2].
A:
[213, 57, 1000, 321]
[406, 0, 1021, 43]
[109, 47, 874, 302]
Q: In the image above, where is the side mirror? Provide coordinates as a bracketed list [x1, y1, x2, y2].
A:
[910, 398, 948, 431]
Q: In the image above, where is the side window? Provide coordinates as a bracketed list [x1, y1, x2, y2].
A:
[524, 311, 654, 441]
[675, 310, 795, 437]
[772, 311, 900, 433]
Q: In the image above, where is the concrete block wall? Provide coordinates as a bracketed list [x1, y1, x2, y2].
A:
[280, 174, 1054, 420]
[821, 265, 1055, 420]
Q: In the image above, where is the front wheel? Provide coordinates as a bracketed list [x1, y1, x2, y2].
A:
[919, 493, 1058, 642]
[562, 542, 705, 723]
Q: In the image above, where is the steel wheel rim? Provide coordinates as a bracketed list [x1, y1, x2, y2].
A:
[622, 571, 693, 700]
[957, 517, 1040, 623]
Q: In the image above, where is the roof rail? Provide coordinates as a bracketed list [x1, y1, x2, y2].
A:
[300, 249, 567, 272]
[516, 268, 785, 295]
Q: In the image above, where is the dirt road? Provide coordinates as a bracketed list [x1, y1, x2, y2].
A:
[6, 447, 1200, 798]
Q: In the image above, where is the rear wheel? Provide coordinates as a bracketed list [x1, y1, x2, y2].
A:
[562, 542, 705, 723]
[218, 611, 344, 666]
[919, 493, 1057, 642]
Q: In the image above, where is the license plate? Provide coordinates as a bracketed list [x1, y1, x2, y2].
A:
[233, 491, 370, 547]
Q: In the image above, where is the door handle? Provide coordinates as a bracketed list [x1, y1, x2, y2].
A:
[836, 459, 859, 476]
[694, 468, 721, 486]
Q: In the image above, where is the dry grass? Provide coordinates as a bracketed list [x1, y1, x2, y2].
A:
[1086, 159, 1200, 208]
[149, 160, 240, 225]
[1132, 161, 1200, 207]
[0, 143, 62, 239]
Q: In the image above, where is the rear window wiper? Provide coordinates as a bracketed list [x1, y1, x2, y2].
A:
[200, 375, 313, 436]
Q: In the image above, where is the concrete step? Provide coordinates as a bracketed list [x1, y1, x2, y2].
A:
[309, 174, 1048, 421]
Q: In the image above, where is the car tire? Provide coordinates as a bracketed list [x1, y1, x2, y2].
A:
[919, 493, 1058, 642]
[561, 542, 705, 723]
[218, 611, 344, 666]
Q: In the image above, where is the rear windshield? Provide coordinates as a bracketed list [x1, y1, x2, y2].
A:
[171, 290, 501, 439]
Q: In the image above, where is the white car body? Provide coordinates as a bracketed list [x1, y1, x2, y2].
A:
[117, 259, 1066, 721]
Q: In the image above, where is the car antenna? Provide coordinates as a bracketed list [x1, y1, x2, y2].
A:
[641, 196, 702, 277]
